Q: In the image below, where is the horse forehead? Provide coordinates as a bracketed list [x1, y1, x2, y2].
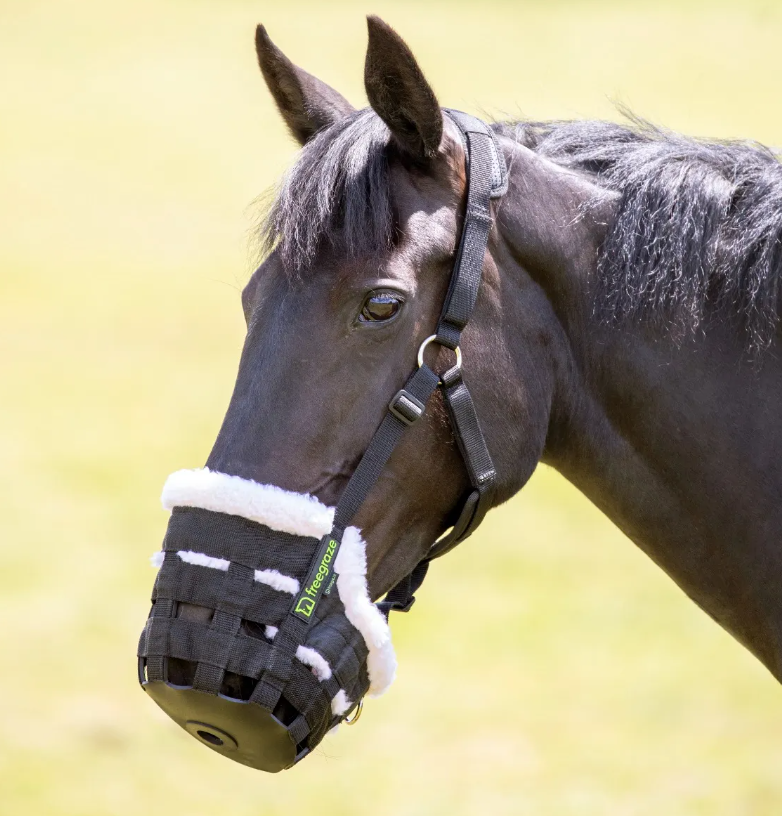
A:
[390, 159, 460, 246]
[401, 205, 457, 258]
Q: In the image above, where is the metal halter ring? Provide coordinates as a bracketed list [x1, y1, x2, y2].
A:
[344, 698, 364, 726]
[417, 335, 462, 371]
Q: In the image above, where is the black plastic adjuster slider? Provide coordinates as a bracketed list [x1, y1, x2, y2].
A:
[388, 389, 426, 426]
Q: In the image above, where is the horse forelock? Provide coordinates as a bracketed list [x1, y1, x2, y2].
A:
[260, 108, 394, 275]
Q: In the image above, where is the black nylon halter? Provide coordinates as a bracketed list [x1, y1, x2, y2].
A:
[380, 109, 509, 612]
[253, 110, 508, 710]
[140, 110, 508, 769]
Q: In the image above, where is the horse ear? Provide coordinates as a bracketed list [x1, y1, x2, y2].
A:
[255, 24, 355, 145]
[364, 16, 443, 160]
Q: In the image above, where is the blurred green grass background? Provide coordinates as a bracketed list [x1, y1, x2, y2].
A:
[2, 1, 782, 814]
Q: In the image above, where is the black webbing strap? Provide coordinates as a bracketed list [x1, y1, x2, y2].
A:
[376, 560, 430, 616]
[443, 109, 509, 200]
[435, 129, 495, 350]
[254, 109, 507, 718]
[425, 364, 496, 561]
[332, 364, 441, 532]
[251, 363, 440, 711]
[380, 111, 505, 614]
[251, 613, 310, 710]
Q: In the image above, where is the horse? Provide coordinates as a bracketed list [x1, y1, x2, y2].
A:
[139, 16, 782, 770]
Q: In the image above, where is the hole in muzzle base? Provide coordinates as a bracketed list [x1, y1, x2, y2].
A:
[185, 721, 238, 752]
[144, 681, 298, 772]
[197, 730, 223, 746]
[140, 597, 334, 770]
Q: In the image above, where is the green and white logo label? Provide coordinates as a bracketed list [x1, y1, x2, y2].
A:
[293, 536, 339, 620]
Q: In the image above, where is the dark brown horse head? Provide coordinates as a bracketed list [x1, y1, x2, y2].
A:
[141, 10, 782, 781]
[139, 15, 595, 772]
[207, 17, 569, 596]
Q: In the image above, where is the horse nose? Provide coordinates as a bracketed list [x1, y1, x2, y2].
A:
[139, 602, 305, 772]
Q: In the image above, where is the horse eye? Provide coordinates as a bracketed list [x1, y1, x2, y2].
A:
[359, 293, 402, 323]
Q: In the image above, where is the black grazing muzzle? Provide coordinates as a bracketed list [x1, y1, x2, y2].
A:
[138, 472, 396, 771]
[137, 110, 507, 772]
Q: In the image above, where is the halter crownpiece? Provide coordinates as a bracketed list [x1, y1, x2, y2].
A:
[138, 110, 507, 770]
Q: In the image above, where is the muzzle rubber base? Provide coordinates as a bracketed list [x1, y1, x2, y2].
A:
[143, 680, 297, 772]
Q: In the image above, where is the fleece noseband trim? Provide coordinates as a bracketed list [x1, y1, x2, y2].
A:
[162, 467, 334, 538]
[159, 468, 396, 697]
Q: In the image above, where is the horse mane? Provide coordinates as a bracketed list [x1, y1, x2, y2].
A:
[498, 115, 782, 352]
[262, 108, 782, 352]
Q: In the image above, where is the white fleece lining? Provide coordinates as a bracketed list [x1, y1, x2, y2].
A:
[178, 550, 229, 571]
[330, 689, 353, 717]
[162, 468, 333, 538]
[265, 627, 350, 717]
[151, 551, 300, 595]
[159, 467, 397, 698]
[334, 527, 396, 697]
[295, 646, 332, 681]
[253, 569, 300, 595]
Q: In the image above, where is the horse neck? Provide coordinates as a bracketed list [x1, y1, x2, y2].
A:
[498, 139, 782, 683]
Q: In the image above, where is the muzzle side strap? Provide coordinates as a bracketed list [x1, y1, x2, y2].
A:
[144, 597, 175, 683]
[332, 363, 441, 532]
[251, 363, 441, 713]
[251, 612, 311, 710]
